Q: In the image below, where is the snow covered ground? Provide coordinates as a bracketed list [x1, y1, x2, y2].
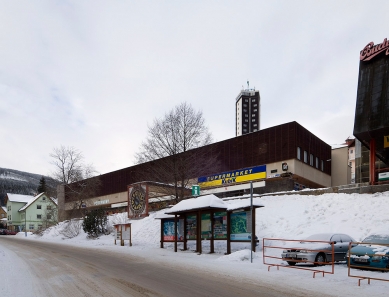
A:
[3, 191, 389, 296]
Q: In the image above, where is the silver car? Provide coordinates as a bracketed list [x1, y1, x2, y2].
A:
[281, 233, 356, 266]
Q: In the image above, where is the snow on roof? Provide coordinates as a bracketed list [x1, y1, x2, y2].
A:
[18, 193, 56, 212]
[165, 194, 227, 214]
[1, 206, 6, 213]
[7, 193, 34, 203]
[225, 198, 265, 211]
[154, 213, 177, 219]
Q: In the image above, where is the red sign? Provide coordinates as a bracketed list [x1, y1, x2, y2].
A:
[360, 38, 389, 61]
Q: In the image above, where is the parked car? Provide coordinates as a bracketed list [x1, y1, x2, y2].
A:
[6, 230, 17, 235]
[0, 229, 7, 235]
[347, 234, 389, 270]
[281, 233, 356, 266]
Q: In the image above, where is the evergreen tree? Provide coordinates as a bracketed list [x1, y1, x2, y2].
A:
[37, 176, 47, 193]
[82, 208, 108, 238]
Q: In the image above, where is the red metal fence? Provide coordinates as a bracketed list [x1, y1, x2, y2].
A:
[263, 238, 335, 278]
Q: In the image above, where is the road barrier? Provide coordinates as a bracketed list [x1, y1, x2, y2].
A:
[263, 238, 335, 278]
[347, 242, 389, 286]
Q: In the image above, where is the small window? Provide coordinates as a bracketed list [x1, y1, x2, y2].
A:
[37, 214, 42, 219]
[47, 205, 52, 210]
[316, 157, 319, 169]
[29, 224, 35, 230]
[42, 196, 46, 201]
[297, 147, 301, 160]
[37, 205, 42, 209]
[253, 104, 258, 107]
[310, 154, 314, 166]
[321, 160, 324, 171]
[350, 149, 353, 154]
[304, 151, 308, 163]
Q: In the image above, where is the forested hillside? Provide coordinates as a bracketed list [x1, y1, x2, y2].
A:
[0, 168, 59, 205]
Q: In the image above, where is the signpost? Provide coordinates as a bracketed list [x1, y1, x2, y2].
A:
[192, 185, 200, 196]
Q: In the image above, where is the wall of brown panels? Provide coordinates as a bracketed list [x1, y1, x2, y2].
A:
[68, 121, 331, 199]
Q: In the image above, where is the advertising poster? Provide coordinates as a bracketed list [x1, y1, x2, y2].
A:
[201, 213, 211, 239]
[230, 211, 252, 241]
[163, 219, 184, 241]
[186, 215, 197, 240]
[213, 212, 227, 239]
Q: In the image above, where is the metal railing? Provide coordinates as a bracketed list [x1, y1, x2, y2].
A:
[263, 238, 335, 278]
[347, 241, 389, 286]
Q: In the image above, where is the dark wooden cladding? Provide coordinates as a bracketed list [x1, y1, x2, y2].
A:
[354, 50, 389, 165]
[80, 121, 330, 197]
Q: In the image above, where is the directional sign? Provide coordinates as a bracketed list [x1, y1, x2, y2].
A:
[192, 185, 200, 196]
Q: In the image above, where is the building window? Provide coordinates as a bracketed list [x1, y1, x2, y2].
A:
[37, 214, 42, 219]
[47, 205, 52, 210]
[38, 225, 42, 230]
[253, 104, 258, 107]
[316, 157, 319, 169]
[254, 109, 258, 112]
[37, 205, 42, 209]
[310, 154, 314, 166]
[245, 119, 248, 122]
[350, 149, 353, 154]
[304, 151, 308, 163]
[252, 119, 256, 122]
[297, 147, 301, 160]
[321, 160, 324, 171]
[252, 114, 256, 117]
[29, 224, 34, 230]
[8, 206, 11, 211]
[42, 197, 46, 201]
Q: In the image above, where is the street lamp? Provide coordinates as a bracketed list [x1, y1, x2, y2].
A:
[24, 209, 27, 237]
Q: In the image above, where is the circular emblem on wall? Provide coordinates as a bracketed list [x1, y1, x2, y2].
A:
[129, 185, 146, 216]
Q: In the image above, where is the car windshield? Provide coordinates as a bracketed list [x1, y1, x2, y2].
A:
[304, 234, 332, 241]
[362, 234, 389, 245]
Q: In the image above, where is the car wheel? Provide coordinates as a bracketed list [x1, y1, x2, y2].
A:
[287, 261, 296, 266]
[314, 253, 326, 266]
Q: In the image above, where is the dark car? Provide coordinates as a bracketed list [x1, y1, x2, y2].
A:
[348, 234, 389, 270]
[0, 229, 7, 235]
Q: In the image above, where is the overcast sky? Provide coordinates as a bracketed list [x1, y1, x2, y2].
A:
[1, 1, 388, 177]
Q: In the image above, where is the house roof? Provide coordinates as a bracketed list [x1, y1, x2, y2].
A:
[18, 192, 57, 212]
[6, 193, 34, 203]
[1, 206, 6, 213]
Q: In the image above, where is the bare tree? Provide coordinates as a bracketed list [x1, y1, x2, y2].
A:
[135, 102, 218, 202]
[50, 146, 101, 219]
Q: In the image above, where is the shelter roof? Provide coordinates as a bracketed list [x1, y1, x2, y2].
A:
[226, 198, 264, 211]
[165, 194, 227, 215]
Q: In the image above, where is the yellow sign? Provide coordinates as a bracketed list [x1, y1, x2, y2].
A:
[385, 136, 389, 148]
[198, 165, 266, 188]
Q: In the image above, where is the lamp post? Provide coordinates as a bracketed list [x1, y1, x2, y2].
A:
[24, 209, 27, 237]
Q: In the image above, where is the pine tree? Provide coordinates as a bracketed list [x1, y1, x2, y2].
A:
[37, 176, 47, 193]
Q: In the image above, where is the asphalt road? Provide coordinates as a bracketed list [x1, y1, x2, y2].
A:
[0, 237, 329, 297]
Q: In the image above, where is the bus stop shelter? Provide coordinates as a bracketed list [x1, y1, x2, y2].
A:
[156, 194, 264, 254]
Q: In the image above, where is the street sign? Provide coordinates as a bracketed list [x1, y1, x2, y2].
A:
[192, 185, 200, 196]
